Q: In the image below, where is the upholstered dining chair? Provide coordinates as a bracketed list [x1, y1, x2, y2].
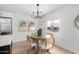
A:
[39, 33, 55, 54]
[26, 35, 37, 54]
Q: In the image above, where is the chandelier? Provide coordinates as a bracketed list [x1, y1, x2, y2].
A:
[31, 4, 45, 18]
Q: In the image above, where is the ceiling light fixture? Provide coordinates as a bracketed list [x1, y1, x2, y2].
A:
[31, 4, 45, 18]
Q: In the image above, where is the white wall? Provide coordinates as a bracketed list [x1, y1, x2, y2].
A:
[42, 5, 79, 53]
[12, 13, 38, 42]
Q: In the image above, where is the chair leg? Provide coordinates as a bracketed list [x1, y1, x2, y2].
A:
[46, 49, 51, 54]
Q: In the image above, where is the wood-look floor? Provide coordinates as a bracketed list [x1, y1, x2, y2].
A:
[12, 40, 75, 54]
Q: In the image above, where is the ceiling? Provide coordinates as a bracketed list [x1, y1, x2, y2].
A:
[0, 4, 64, 15]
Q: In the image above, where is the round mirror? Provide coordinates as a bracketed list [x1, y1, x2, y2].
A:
[74, 15, 79, 29]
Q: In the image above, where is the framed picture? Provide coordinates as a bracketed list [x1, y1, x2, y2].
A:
[19, 20, 28, 32]
[46, 19, 59, 32]
[28, 21, 36, 32]
[0, 17, 12, 35]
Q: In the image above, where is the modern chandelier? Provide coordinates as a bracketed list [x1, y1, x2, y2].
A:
[31, 4, 45, 18]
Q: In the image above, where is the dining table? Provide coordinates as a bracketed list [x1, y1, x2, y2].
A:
[30, 35, 47, 54]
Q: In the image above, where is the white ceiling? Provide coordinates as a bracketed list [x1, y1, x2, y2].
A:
[0, 4, 64, 15]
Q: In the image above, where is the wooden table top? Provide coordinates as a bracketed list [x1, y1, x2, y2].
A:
[31, 35, 46, 40]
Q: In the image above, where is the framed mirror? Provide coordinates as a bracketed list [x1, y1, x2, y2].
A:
[74, 15, 79, 29]
[29, 21, 36, 32]
[0, 17, 12, 35]
[19, 20, 28, 32]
